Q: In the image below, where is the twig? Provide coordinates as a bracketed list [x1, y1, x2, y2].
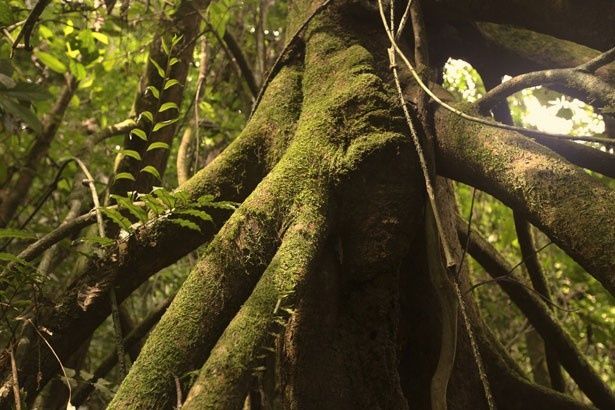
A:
[467, 241, 553, 294]
[72, 157, 130, 378]
[514, 214, 565, 391]
[395, 0, 412, 40]
[456, 187, 476, 276]
[11, 0, 52, 52]
[8, 345, 21, 410]
[175, 374, 183, 409]
[26, 318, 72, 407]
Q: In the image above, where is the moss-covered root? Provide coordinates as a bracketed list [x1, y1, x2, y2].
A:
[435, 107, 615, 297]
[0, 63, 304, 410]
[460, 221, 615, 409]
[106, 152, 317, 408]
[107, 45, 345, 405]
[182, 185, 330, 409]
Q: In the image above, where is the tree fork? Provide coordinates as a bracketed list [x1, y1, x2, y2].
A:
[0, 62, 304, 408]
[182, 186, 330, 408]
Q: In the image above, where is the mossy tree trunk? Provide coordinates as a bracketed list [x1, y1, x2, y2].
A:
[2, 0, 614, 408]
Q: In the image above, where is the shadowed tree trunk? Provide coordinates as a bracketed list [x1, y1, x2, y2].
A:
[1, 0, 614, 409]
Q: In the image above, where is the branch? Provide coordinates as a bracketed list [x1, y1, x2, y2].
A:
[11, 0, 51, 51]
[513, 215, 565, 392]
[434, 106, 615, 296]
[0, 63, 304, 409]
[182, 196, 329, 409]
[457, 217, 615, 409]
[71, 297, 172, 407]
[423, 0, 615, 51]
[477, 66, 615, 114]
[378, 8, 613, 145]
[579, 45, 615, 72]
[528, 135, 615, 179]
[222, 30, 259, 98]
[176, 127, 193, 185]
[0, 74, 77, 228]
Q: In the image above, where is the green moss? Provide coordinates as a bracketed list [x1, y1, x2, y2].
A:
[436, 107, 615, 293]
[182, 185, 329, 409]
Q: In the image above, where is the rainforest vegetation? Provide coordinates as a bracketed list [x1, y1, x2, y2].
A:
[0, 0, 614, 408]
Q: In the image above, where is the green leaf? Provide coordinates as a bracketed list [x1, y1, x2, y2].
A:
[168, 217, 201, 232]
[138, 194, 164, 215]
[139, 111, 154, 122]
[174, 209, 212, 222]
[0, 98, 43, 133]
[38, 25, 53, 40]
[91, 32, 109, 45]
[146, 142, 170, 151]
[146, 86, 160, 99]
[119, 150, 141, 161]
[140, 165, 161, 180]
[69, 60, 86, 81]
[149, 58, 166, 78]
[152, 188, 175, 208]
[0, 252, 25, 263]
[168, 57, 180, 67]
[130, 128, 148, 141]
[163, 79, 179, 90]
[110, 195, 148, 222]
[100, 207, 133, 231]
[34, 51, 67, 74]
[152, 118, 178, 132]
[115, 172, 135, 181]
[171, 34, 183, 47]
[1, 83, 51, 101]
[161, 38, 170, 56]
[196, 194, 215, 205]
[158, 102, 178, 112]
[0, 228, 37, 240]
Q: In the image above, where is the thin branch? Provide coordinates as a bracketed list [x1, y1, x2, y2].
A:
[90, 118, 137, 146]
[395, 0, 412, 40]
[0, 74, 77, 228]
[72, 158, 130, 379]
[11, 0, 51, 52]
[377, 7, 613, 145]
[8, 345, 21, 410]
[579, 46, 615, 73]
[222, 31, 259, 98]
[530, 135, 615, 179]
[71, 297, 173, 406]
[194, 37, 208, 173]
[26, 318, 72, 407]
[513, 215, 565, 392]
[458, 220, 615, 409]
[477, 68, 615, 114]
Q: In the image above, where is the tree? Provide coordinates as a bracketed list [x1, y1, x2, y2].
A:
[0, 0, 614, 408]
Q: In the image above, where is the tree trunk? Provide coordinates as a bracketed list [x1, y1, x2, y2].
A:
[2, 0, 613, 409]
